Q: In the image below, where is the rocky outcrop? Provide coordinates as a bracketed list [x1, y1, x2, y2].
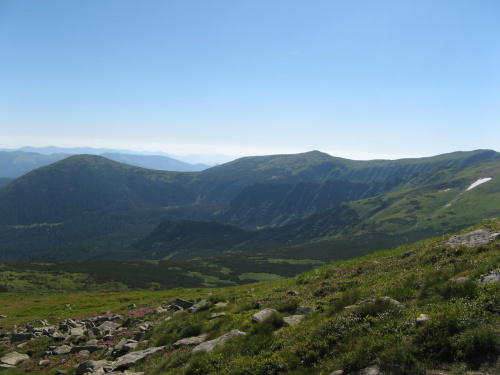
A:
[446, 229, 500, 248]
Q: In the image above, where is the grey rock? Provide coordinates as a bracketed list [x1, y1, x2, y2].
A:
[70, 345, 104, 354]
[294, 306, 316, 315]
[0, 364, 15, 370]
[284, 315, 304, 326]
[173, 334, 207, 348]
[98, 321, 121, 332]
[209, 313, 226, 320]
[78, 350, 90, 358]
[416, 314, 430, 327]
[112, 346, 165, 370]
[175, 298, 195, 309]
[75, 359, 113, 375]
[52, 332, 67, 341]
[330, 371, 344, 375]
[215, 302, 228, 308]
[479, 273, 500, 284]
[53, 345, 72, 355]
[446, 229, 500, 248]
[348, 365, 382, 375]
[0, 351, 29, 366]
[0, 315, 6, 318]
[251, 308, 279, 323]
[189, 299, 209, 313]
[70, 327, 86, 336]
[193, 330, 246, 353]
[11, 332, 35, 343]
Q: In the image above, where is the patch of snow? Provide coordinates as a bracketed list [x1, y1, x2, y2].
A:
[439, 188, 451, 192]
[466, 178, 492, 191]
[445, 203, 452, 207]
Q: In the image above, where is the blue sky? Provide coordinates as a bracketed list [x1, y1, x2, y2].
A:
[1, 0, 499, 160]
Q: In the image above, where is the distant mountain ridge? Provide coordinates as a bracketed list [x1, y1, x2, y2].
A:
[0, 149, 209, 179]
[0, 149, 498, 261]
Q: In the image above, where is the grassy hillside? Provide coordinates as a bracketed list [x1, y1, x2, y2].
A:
[1, 220, 500, 374]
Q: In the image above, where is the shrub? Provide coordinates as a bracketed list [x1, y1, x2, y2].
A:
[274, 299, 299, 313]
[181, 324, 203, 339]
[351, 298, 396, 319]
[454, 326, 500, 369]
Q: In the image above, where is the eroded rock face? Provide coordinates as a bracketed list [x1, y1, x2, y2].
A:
[192, 330, 246, 353]
[446, 229, 500, 248]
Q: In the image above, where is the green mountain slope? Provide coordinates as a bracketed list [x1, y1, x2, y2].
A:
[0, 155, 198, 225]
[1, 221, 500, 374]
[0, 150, 499, 261]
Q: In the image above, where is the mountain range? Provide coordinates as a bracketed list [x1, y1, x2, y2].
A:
[0, 149, 498, 262]
[0, 149, 210, 179]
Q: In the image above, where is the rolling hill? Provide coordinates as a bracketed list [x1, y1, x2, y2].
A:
[0, 149, 498, 261]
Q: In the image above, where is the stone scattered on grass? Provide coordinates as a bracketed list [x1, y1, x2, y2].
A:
[0, 351, 29, 366]
[284, 315, 304, 326]
[192, 330, 246, 353]
[416, 314, 430, 327]
[173, 334, 207, 348]
[251, 308, 279, 323]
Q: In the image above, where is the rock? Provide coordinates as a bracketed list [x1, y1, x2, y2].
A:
[284, 315, 304, 326]
[0, 351, 30, 366]
[189, 300, 209, 313]
[416, 314, 430, 327]
[70, 344, 104, 354]
[356, 296, 401, 306]
[98, 321, 121, 332]
[69, 327, 86, 336]
[286, 290, 298, 296]
[330, 371, 344, 375]
[156, 307, 168, 314]
[251, 308, 279, 323]
[11, 332, 35, 343]
[479, 273, 500, 284]
[215, 302, 228, 308]
[0, 364, 15, 370]
[446, 229, 500, 248]
[78, 350, 90, 358]
[0, 315, 6, 318]
[75, 359, 113, 375]
[294, 306, 316, 315]
[175, 298, 195, 309]
[112, 346, 165, 370]
[209, 313, 226, 320]
[52, 331, 66, 341]
[53, 344, 72, 355]
[348, 365, 382, 375]
[451, 277, 468, 283]
[173, 334, 207, 348]
[56, 370, 68, 375]
[193, 330, 246, 353]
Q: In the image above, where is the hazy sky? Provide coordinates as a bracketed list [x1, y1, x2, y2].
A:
[1, 0, 499, 160]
